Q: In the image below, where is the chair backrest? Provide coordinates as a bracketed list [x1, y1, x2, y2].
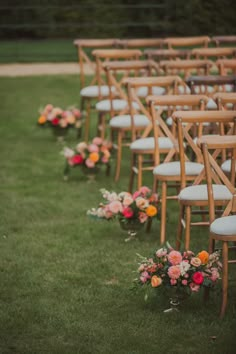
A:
[212, 35, 236, 47]
[91, 49, 142, 100]
[192, 47, 236, 60]
[185, 75, 236, 95]
[73, 39, 118, 88]
[216, 59, 236, 75]
[144, 49, 191, 62]
[213, 92, 236, 110]
[172, 110, 236, 189]
[199, 135, 236, 221]
[163, 36, 210, 49]
[159, 59, 214, 79]
[146, 95, 209, 166]
[103, 59, 160, 117]
[117, 38, 164, 49]
[124, 76, 186, 141]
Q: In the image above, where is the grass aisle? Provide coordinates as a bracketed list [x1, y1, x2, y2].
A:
[0, 75, 235, 354]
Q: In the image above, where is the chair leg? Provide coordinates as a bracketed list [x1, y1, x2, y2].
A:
[208, 235, 215, 253]
[114, 131, 122, 182]
[176, 204, 185, 250]
[160, 181, 167, 245]
[128, 153, 136, 193]
[220, 241, 228, 318]
[137, 154, 143, 190]
[184, 205, 191, 250]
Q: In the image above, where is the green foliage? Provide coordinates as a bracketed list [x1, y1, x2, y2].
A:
[0, 74, 236, 353]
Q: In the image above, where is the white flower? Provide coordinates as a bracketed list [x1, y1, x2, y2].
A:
[179, 261, 191, 276]
[62, 147, 75, 158]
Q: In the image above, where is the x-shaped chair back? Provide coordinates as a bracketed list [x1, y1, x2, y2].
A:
[192, 47, 236, 60]
[212, 36, 236, 47]
[185, 75, 236, 96]
[144, 49, 191, 62]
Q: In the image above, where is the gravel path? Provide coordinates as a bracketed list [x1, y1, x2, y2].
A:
[0, 62, 93, 76]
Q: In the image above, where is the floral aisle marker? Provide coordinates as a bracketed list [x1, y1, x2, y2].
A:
[62, 137, 112, 181]
[37, 104, 82, 141]
[134, 243, 222, 312]
[87, 186, 159, 241]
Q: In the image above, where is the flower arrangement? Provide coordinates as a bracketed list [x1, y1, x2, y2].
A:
[37, 104, 82, 137]
[87, 186, 159, 226]
[135, 244, 221, 297]
[62, 137, 112, 178]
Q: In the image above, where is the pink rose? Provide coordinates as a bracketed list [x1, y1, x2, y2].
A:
[168, 250, 182, 265]
[132, 191, 140, 199]
[190, 257, 202, 267]
[109, 201, 123, 214]
[101, 156, 109, 164]
[156, 248, 167, 258]
[122, 207, 134, 218]
[72, 154, 84, 165]
[88, 144, 99, 153]
[123, 194, 134, 206]
[138, 186, 151, 195]
[138, 212, 148, 223]
[85, 159, 95, 168]
[192, 271, 204, 285]
[92, 137, 103, 145]
[51, 117, 59, 126]
[210, 268, 220, 282]
[135, 197, 148, 210]
[140, 271, 150, 283]
[182, 279, 188, 286]
[170, 279, 177, 285]
[190, 282, 200, 292]
[168, 265, 181, 279]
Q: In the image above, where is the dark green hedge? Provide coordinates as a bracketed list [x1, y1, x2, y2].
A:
[0, 0, 236, 39]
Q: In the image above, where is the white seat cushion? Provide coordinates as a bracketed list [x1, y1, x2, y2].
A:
[206, 98, 218, 110]
[109, 114, 149, 128]
[137, 86, 166, 97]
[80, 85, 116, 97]
[194, 86, 215, 94]
[225, 84, 234, 93]
[221, 159, 236, 173]
[178, 85, 191, 94]
[153, 161, 204, 176]
[95, 99, 139, 112]
[178, 184, 232, 201]
[210, 215, 236, 235]
[130, 137, 174, 151]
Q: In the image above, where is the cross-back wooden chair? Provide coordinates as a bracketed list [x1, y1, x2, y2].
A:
[213, 92, 236, 110]
[82, 48, 142, 141]
[216, 59, 236, 75]
[172, 110, 236, 251]
[117, 38, 164, 50]
[126, 77, 189, 192]
[146, 96, 209, 244]
[96, 60, 161, 181]
[212, 35, 236, 47]
[144, 49, 191, 62]
[159, 59, 214, 81]
[163, 36, 210, 50]
[199, 135, 236, 317]
[192, 47, 236, 60]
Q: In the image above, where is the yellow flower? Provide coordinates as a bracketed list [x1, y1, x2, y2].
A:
[38, 115, 47, 124]
[146, 205, 157, 217]
[197, 250, 209, 264]
[89, 152, 99, 163]
[151, 275, 162, 287]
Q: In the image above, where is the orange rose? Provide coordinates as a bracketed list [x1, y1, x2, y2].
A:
[151, 275, 162, 287]
[38, 115, 47, 124]
[146, 205, 157, 217]
[89, 152, 99, 163]
[197, 250, 209, 265]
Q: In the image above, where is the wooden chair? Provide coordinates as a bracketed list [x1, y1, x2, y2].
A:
[146, 96, 209, 244]
[82, 49, 142, 141]
[199, 135, 236, 317]
[213, 92, 236, 110]
[144, 49, 191, 62]
[99, 60, 161, 181]
[126, 77, 189, 191]
[216, 59, 236, 75]
[159, 59, 214, 80]
[192, 47, 236, 60]
[212, 35, 236, 47]
[172, 110, 236, 251]
[117, 38, 164, 49]
[163, 36, 210, 49]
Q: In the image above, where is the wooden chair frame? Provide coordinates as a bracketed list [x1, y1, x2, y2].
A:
[163, 36, 210, 49]
[192, 47, 236, 60]
[216, 59, 236, 75]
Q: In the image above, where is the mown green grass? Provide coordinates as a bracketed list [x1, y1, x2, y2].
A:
[0, 75, 236, 354]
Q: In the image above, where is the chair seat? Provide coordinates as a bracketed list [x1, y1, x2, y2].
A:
[221, 159, 236, 173]
[179, 184, 232, 201]
[194, 86, 215, 94]
[153, 161, 204, 176]
[109, 114, 149, 128]
[210, 215, 236, 235]
[95, 99, 139, 112]
[130, 137, 174, 151]
[80, 85, 116, 97]
[137, 86, 166, 97]
[178, 85, 191, 94]
[206, 98, 218, 110]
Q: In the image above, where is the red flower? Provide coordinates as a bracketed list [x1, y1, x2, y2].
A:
[192, 271, 204, 285]
[51, 118, 60, 126]
[72, 154, 84, 165]
[122, 207, 134, 218]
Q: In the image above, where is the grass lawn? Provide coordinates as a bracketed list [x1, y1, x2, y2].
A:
[0, 74, 236, 354]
